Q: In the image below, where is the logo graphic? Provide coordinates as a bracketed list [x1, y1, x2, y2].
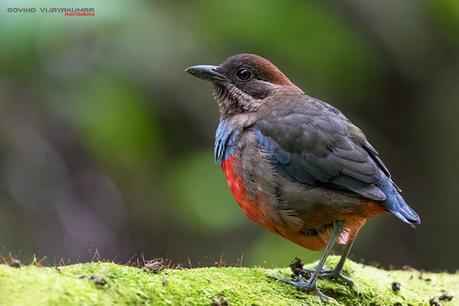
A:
[6, 7, 96, 16]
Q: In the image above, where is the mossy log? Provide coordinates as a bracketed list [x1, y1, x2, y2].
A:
[0, 256, 457, 305]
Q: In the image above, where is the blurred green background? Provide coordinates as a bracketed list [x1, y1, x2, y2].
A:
[0, 0, 458, 270]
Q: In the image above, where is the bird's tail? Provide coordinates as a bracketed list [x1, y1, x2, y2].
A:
[377, 178, 420, 227]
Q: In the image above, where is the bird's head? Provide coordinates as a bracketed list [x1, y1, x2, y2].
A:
[186, 53, 303, 118]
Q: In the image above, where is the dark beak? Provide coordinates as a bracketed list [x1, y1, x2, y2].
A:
[185, 65, 227, 82]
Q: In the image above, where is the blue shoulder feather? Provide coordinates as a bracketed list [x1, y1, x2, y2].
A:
[214, 119, 240, 164]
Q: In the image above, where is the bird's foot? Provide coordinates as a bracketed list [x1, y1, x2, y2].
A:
[299, 267, 355, 288]
[277, 275, 337, 303]
[318, 269, 356, 288]
[298, 267, 331, 277]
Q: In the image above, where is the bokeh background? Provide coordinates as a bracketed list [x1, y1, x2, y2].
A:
[0, 0, 458, 270]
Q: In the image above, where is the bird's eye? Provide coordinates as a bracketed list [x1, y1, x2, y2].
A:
[235, 68, 252, 81]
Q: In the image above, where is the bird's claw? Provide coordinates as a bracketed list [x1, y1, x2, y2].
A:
[300, 267, 332, 275]
[299, 267, 356, 288]
[276, 275, 337, 303]
[317, 269, 357, 289]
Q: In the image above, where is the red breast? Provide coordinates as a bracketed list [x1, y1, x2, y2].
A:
[221, 156, 264, 222]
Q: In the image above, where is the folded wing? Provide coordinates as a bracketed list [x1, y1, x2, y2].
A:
[254, 96, 386, 201]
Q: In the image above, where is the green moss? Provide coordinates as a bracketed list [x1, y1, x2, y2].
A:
[0, 256, 457, 305]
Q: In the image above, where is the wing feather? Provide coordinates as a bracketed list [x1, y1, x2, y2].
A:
[254, 95, 388, 201]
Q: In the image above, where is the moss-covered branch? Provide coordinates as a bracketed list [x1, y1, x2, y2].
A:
[0, 256, 457, 305]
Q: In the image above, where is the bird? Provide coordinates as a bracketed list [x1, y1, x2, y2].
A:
[185, 53, 420, 301]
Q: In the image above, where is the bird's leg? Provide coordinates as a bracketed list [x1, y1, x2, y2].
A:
[277, 221, 344, 301]
[317, 237, 357, 287]
[299, 231, 358, 288]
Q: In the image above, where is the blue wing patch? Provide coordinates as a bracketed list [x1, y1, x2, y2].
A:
[254, 129, 291, 164]
[215, 119, 240, 164]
